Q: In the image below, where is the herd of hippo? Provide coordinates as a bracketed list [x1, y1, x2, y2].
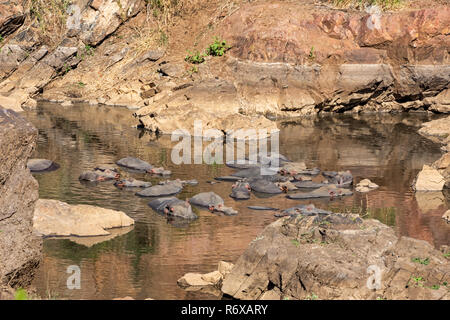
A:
[27, 153, 359, 222]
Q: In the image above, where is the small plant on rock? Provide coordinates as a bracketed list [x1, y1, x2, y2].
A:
[206, 37, 230, 57]
[185, 50, 205, 64]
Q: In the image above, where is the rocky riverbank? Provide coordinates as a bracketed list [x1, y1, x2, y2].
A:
[0, 108, 42, 289]
[0, 0, 449, 135]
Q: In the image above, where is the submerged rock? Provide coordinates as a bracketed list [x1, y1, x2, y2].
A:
[355, 179, 379, 193]
[148, 197, 196, 220]
[27, 159, 59, 172]
[287, 185, 353, 199]
[33, 199, 134, 237]
[413, 165, 445, 191]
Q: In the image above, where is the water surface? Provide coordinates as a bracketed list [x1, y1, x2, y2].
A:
[24, 103, 449, 299]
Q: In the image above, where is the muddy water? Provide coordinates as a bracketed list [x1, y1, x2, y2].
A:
[24, 103, 449, 300]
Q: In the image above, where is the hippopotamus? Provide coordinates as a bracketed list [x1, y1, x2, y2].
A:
[225, 159, 260, 169]
[293, 180, 330, 189]
[257, 152, 291, 166]
[116, 157, 153, 172]
[114, 178, 151, 188]
[249, 178, 283, 194]
[148, 167, 171, 176]
[292, 174, 312, 182]
[247, 206, 279, 211]
[230, 180, 251, 200]
[79, 169, 119, 182]
[279, 162, 307, 175]
[322, 170, 353, 186]
[27, 159, 59, 172]
[148, 197, 197, 220]
[215, 175, 242, 182]
[232, 167, 287, 182]
[275, 204, 332, 217]
[158, 179, 198, 186]
[276, 180, 298, 192]
[189, 192, 238, 215]
[287, 185, 353, 199]
[136, 180, 183, 197]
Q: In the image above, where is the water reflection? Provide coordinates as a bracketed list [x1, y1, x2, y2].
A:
[23, 103, 449, 300]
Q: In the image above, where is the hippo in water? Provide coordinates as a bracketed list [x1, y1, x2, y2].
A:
[322, 170, 353, 187]
[136, 180, 183, 197]
[27, 159, 59, 172]
[148, 197, 197, 220]
[114, 178, 151, 188]
[293, 180, 330, 189]
[215, 175, 242, 182]
[275, 204, 332, 217]
[278, 162, 307, 175]
[116, 157, 153, 172]
[148, 167, 172, 176]
[276, 180, 298, 192]
[189, 192, 238, 215]
[249, 178, 283, 194]
[79, 169, 120, 182]
[287, 185, 353, 199]
[230, 180, 251, 200]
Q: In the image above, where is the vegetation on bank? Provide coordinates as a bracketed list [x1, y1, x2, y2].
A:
[185, 37, 230, 64]
[329, 0, 404, 10]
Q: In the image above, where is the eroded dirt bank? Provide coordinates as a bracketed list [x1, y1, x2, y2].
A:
[0, 0, 449, 134]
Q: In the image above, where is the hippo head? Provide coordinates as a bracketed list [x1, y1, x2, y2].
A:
[231, 181, 251, 199]
[165, 200, 195, 219]
[209, 203, 238, 215]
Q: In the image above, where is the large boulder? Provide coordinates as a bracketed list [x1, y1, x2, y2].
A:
[221, 214, 449, 300]
[0, 1, 25, 37]
[0, 107, 42, 288]
[33, 199, 135, 237]
[413, 165, 446, 192]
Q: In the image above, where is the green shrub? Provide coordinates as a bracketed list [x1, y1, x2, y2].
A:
[185, 50, 205, 64]
[206, 37, 230, 57]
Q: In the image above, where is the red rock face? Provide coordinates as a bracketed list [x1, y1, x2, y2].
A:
[221, 3, 450, 65]
[0, 1, 25, 37]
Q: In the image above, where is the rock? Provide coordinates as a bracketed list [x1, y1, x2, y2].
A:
[418, 116, 450, 145]
[221, 215, 449, 300]
[33, 199, 134, 237]
[116, 157, 153, 172]
[287, 185, 353, 199]
[0, 108, 42, 288]
[218, 261, 234, 277]
[0, 2, 25, 36]
[138, 50, 165, 63]
[0, 95, 24, 112]
[355, 179, 379, 193]
[413, 165, 445, 191]
[201, 271, 223, 286]
[443, 210, 450, 223]
[177, 273, 211, 288]
[61, 100, 73, 107]
[27, 159, 59, 172]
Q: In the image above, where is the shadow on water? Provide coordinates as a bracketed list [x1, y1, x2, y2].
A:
[23, 103, 449, 300]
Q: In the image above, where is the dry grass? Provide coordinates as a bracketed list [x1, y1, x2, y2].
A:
[28, 0, 70, 47]
[329, 0, 405, 10]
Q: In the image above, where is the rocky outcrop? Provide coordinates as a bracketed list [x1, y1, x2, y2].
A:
[413, 165, 446, 191]
[0, 0, 143, 111]
[33, 199, 135, 237]
[0, 107, 42, 288]
[221, 214, 449, 300]
[418, 116, 450, 188]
